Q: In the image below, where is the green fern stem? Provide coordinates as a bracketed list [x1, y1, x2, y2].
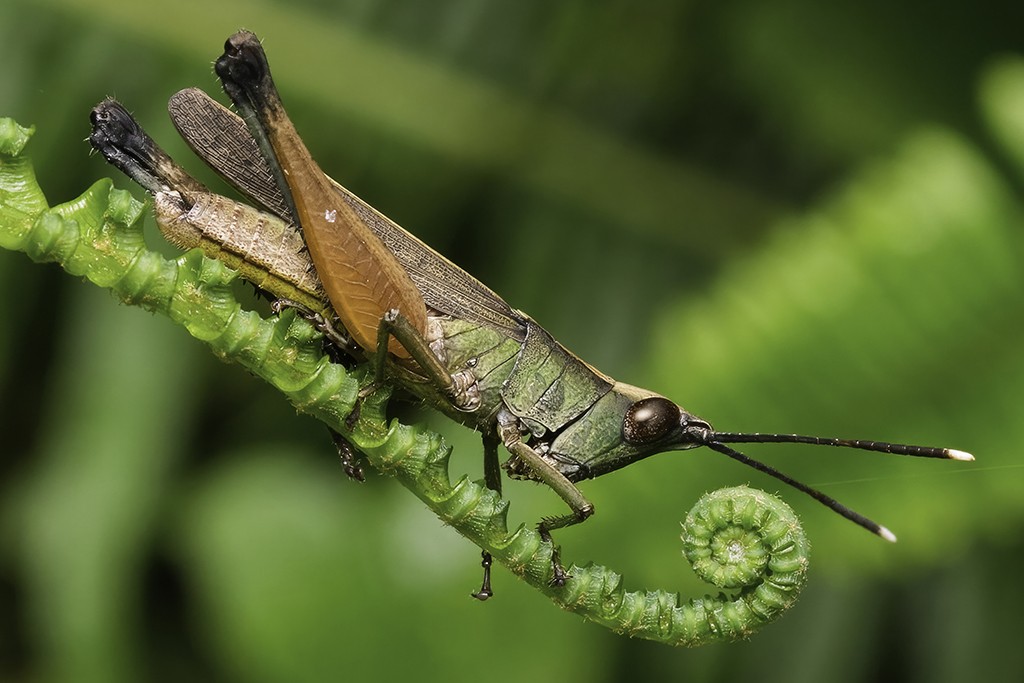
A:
[0, 119, 809, 646]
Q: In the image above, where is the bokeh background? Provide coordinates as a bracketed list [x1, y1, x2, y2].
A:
[3, 0, 1024, 681]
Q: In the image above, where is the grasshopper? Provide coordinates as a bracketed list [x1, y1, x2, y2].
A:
[89, 30, 973, 599]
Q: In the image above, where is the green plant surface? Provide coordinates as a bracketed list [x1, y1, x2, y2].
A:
[2, 2, 1023, 682]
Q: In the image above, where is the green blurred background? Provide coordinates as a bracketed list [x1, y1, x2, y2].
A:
[2, 0, 1024, 681]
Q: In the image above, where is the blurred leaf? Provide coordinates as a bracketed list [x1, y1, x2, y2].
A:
[980, 55, 1024, 180]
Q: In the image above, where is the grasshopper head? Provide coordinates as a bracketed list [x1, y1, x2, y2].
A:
[621, 396, 712, 451]
[531, 383, 713, 482]
[535, 382, 971, 541]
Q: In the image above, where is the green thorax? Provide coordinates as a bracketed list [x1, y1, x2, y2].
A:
[394, 315, 614, 440]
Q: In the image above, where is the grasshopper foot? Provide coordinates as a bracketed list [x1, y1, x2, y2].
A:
[470, 550, 494, 601]
[330, 431, 365, 481]
[548, 545, 570, 587]
[271, 299, 361, 362]
[343, 379, 385, 431]
[340, 377, 376, 429]
[538, 523, 572, 587]
[344, 400, 363, 432]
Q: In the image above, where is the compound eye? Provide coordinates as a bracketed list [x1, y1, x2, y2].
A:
[622, 397, 681, 445]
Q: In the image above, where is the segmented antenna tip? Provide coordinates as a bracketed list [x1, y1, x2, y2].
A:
[879, 526, 898, 543]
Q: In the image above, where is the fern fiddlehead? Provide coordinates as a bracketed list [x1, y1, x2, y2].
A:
[0, 118, 809, 646]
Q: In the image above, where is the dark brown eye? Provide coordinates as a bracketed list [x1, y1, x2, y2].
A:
[622, 397, 681, 445]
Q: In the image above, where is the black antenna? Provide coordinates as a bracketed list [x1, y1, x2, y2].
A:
[710, 432, 974, 462]
[695, 433, 973, 542]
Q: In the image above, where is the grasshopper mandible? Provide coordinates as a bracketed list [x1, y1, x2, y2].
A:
[89, 30, 973, 598]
